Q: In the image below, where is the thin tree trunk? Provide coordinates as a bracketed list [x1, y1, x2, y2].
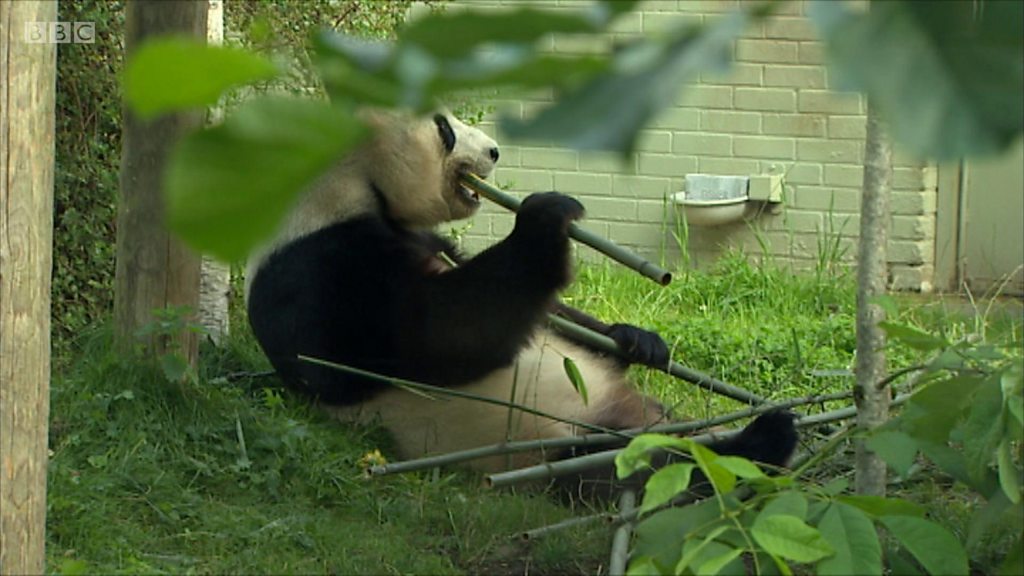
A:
[854, 99, 892, 496]
[0, 0, 57, 572]
[114, 0, 207, 361]
[198, 0, 230, 345]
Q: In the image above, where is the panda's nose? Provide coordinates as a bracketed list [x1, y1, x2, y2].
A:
[489, 147, 500, 162]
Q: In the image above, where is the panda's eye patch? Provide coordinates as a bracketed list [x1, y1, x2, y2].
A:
[433, 114, 456, 153]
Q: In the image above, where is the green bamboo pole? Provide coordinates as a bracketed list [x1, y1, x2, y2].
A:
[461, 173, 672, 286]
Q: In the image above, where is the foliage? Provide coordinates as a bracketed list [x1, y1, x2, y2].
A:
[52, 0, 124, 347]
[122, 1, 1022, 260]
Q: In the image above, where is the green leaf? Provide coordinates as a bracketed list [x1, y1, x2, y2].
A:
[691, 442, 736, 494]
[751, 514, 834, 564]
[624, 556, 660, 576]
[563, 357, 588, 406]
[676, 526, 730, 575]
[816, 502, 882, 576]
[761, 491, 809, 521]
[967, 487, 1018, 550]
[714, 456, 766, 480]
[835, 495, 926, 518]
[866, 429, 919, 477]
[640, 463, 694, 514]
[879, 515, 969, 576]
[1002, 360, 1024, 429]
[615, 434, 690, 479]
[159, 352, 188, 383]
[165, 99, 368, 261]
[124, 38, 278, 119]
[962, 377, 1006, 485]
[808, 1, 1024, 160]
[632, 500, 722, 570]
[878, 321, 948, 351]
[902, 375, 982, 444]
[59, 559, 90, 576]
[696, 546, 745, 576]
[996, 439, 1022, 504]
[501, 10, 749, 156]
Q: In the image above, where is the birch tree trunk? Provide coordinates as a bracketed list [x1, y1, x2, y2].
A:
[197, 0, 231, 345]
[854, 99, 892, 496]
[114, 0, 207, 360]
[0, 0, 56, 571]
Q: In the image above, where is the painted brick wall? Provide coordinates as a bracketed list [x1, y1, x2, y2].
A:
[455, 0, 937, 292]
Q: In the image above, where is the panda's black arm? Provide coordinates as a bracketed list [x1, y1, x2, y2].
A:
[551, 302, 671, 369]
[393, 193, 585, 384]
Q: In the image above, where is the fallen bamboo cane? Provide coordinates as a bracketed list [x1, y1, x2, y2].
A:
[461, 173, 672, 286]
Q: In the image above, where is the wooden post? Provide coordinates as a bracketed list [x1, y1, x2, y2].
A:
[0, 0, 57, 572]
[854, 100, 892, 497]
[114, 0, 207, 361]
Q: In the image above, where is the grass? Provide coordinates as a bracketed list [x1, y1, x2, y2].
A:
[46, 255, 1022, 574]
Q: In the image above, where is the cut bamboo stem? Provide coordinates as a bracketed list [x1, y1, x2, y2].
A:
[609, 490, 637, 576]
[461, 173, 672, 286]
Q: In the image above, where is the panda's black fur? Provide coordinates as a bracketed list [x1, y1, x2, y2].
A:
[245, 108, 798, 486]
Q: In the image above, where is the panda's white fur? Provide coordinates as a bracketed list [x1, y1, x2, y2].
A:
[245, 107, 796, 483]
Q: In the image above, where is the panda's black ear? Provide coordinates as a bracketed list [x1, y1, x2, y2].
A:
[433, 114, 456, 153]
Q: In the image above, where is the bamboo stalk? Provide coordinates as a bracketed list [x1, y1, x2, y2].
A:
[547, 314, 768, 405]
[461, 173, 672, 286]
[609, 490, 637, 576]
[519, 511, 611, 541]
[368, 390, 853, 477]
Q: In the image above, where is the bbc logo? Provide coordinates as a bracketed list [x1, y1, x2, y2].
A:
[24, 21, 95, 44]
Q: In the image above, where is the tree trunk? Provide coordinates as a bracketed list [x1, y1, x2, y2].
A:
[198, 0, 230, 345]
[114, 0, 207, 361]
[0, 0, 57, 572]
[854, 100, 892, 497]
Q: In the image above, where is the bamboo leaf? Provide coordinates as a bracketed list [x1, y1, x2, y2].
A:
[816, 502, 882, 576]
[751, 514, 834, 564]
[562, 357, 588, 406]
[879, 516, 969, 576]
[124, 38, 278, 119]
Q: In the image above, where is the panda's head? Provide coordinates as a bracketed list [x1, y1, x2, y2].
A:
[360, 108, 499, 227]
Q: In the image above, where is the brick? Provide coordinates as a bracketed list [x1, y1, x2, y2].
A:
[636, 130, 672, 153]
[798, 90, 863, 114]
[778, 209, 823, 234]
[579, 151, 634, 173]
[892, 214, 934, 241]
[891, 191, 937, 216]
[890, 264, 934, 292]
[608, 221, 663, 246]
[828, 116, 866, 140]
[701, 110, 762, 134]
[495, 168, 553, 191]
[735, 87, 796, 112]
[824, 164, 863, 187]
[675, 1, 742, 14]
[763, 113, 826, 137]
[613, 174, 674, 199]
[638, 199, 674, 223]
[736, 39, 799, 64]
[798, 41, 826, 65]
[734, 136, 796, 160]
[783, 163, 823, 185]
[553, 172, 612, 194]
[888, 240, 930, 265]
[637, 153, 699, 178]
[552, 34, 610, 55]
[764, 16, 820, 40]
[521, 147, 578, 170]
[765, 65, 826, 89]
[584, 197, 638, 221]
[651, 107, 701, 130]
[642, 11, 702, 33]
[893, 166, 930, 191]
[797, 139, 863, 163]
[699, 156, 760, 176]
[677, 84, 733, 108]
[793, 186, 860, 212]
[673, 133, 732, 156]
[701, 62, 764, 86]
[609, 11, 643, 34]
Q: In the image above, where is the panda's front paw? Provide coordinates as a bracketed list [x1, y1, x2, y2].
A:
[608, 324, 671, 368]
[514, 192, 585, 240]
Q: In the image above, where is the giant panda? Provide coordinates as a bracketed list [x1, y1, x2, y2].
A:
[244, 107, 798, 491]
